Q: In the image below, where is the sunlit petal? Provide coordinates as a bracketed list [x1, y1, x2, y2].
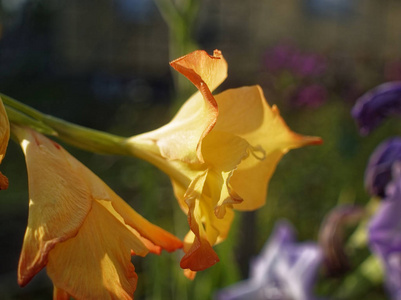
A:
[14, 126, 182, 298]
[126, 50, 321, 273]
[47, 200, 148, 300]
[130, 50, 227, 164]
[14, 126, 92, 287]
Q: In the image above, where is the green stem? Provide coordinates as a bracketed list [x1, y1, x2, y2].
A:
[2, 92, 192, 188]
[153, 0, 199, 101]
[2, 93, 130, 155]
[4, 105, 56, 136]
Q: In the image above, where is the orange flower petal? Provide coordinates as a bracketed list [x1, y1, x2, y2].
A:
[170, 49, 227, 93]
[0, 97, 9, 190]
[47, 200, 147, 300]
[14, 127, 92, 286]
[80, 169, 183, 252]
[180, 237, 219, 271]
[179, 171, 221, 271]
[130, 50, 227, 164]
[14, 126, 182, 298]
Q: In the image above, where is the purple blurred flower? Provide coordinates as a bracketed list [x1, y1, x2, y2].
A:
[264, 43, 296, 73]
[365, 138, 401, 197]
[215, 221, 322, 300]
[368, 162, 401, 299]
[292, 84, 328, 108]
[291, 53, 327, 78]
[351, 81, 401, 135]
[264, 43, 326, 78]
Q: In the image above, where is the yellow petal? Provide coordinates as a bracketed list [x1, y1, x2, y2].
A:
[75, 162, 183, 253]
[130, 50, 227, 164]
[231, 150, 286, 210]
[0, 97, 10, 190]
[179, 170, 220, 271]
[206, 170, 242, 219]
[213, 86, 322, 210]
[14, 126, 182, 296]
[214, 85, 322, 151]
[47, 200, 148, 300]
[201, 130, 250, 172]
[14, 127, 92, 287]
[102, 190, 183, 253]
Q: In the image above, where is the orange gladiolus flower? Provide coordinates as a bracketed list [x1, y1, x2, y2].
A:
[13, 126, 182, 300]
[127, 50, 322, 275]
[0, 97, 9, 190]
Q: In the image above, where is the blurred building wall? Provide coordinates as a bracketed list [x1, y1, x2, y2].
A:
[4, 0, 401, 81]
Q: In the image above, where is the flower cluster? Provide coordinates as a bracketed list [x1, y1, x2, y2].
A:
[0, 49, 322, 298]
[352, 81, 401, 299]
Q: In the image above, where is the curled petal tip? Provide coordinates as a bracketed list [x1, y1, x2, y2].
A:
[292, 134, 323, 148]
[305, 136, 323, 146]
[180, 238, 220, 271]
[213, 49, 222, 57]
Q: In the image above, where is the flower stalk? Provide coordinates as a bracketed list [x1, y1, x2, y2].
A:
[2, 93, 130, 156]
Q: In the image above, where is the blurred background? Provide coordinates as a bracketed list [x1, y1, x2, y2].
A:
[0, 0, 401, 299]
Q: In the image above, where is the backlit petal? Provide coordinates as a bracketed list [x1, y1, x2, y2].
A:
[170, 49, 227, 93]
[14, 126, 92, 287]
[131, 50, 227, 164]
[213, 86, 322, 210]
[47, 200, 148, 300]
[13, 126, 182, 298]
[125, 51, 322, 274]
[180, 170, 220, 270]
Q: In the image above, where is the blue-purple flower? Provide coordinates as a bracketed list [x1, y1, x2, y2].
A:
[364, 138, 401, 197]
[351, 81, 401, 135]
[215, 221, 322, 300]
[368, 162, 401, 299]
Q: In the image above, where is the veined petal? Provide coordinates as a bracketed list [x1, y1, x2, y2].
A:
[14, 126, 183, 298]
[0, 97, 10, 190]
[180, 170, 220, 271]
[13, 126, 92, 287]
[101, 188, 183, 253]
[130, 50, 227, 164]
[231, 150, 286, 211]
[170, 49, 227, 93]
[210, 170, 242, 219]
[212, 86, 322, 210]
[73, 158, 183, 253]
[201, 130, 251, 172]
[213, 85, 322, 153]
[47, 200, 148, 300]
